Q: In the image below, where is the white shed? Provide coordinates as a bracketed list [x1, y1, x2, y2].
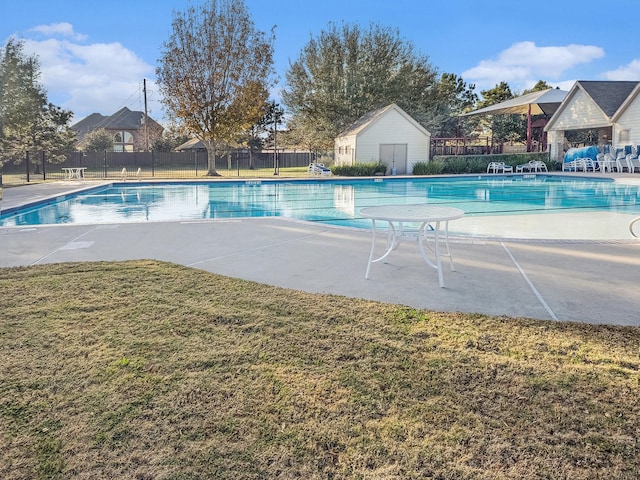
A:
[334, 103, 431, 174]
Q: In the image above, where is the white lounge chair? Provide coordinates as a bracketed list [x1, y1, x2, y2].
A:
[486, 161, 513, 173]
[563, 159, 585, 172]
[600, 153, 616, 172]
[308, 163, 332, 176]
[582, 158, 597, 172]
[517, 160, 547, 173]
[627, 155, 640, 173]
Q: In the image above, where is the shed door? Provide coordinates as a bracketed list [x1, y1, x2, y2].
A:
[379, 144, 407, 174]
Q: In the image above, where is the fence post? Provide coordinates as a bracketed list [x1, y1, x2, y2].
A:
[26, 151, 30, 183]
[103, 151, 107, 178]
[151, 150, 155, 177]
[42, 151, 46, 181]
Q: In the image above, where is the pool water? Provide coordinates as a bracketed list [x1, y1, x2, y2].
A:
[2, 176, 640, 228]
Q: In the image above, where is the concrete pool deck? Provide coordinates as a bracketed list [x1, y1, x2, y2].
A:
[2, 179, 640, 326]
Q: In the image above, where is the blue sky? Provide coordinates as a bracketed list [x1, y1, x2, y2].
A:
[2, 0, 639, 125]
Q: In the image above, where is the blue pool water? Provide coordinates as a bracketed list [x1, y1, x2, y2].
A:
[2, 176, 640, 228]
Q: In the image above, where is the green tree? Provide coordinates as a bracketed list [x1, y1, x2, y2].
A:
[156, 0, 274, 175]
[0, 38, 75, 167]
[431, 73, 478, 137]
[82, 128, 113, 152]
[477, 82, 525, 144]
[150, 124, 191, 152]
[522, 80, 553, 95]
[235, 100, 277, 168]
[282, 22, 439, 148]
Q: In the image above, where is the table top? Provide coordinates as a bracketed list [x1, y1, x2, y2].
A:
[360, 204, 464, 222]
[62, 167, 86, 170]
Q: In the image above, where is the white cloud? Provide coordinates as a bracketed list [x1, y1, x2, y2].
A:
[604, 59, 640, 80]
[462, 41, 605, 92]
[19, 27, 163, 124]
[28, 22, 87, 41]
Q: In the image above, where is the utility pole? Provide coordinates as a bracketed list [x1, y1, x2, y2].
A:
[143, 79, 149, 152]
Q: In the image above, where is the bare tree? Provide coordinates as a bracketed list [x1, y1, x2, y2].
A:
[157, 0, 274, 175]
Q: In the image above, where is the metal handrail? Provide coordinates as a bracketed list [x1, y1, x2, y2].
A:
[630, 217, 640, 238]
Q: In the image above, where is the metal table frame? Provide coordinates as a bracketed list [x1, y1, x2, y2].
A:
[360, 204, 465, 288]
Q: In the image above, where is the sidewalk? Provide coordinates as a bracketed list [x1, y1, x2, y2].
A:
[2, 181, 640, 326]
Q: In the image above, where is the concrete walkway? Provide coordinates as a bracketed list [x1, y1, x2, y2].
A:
[2, 181, 640, 326]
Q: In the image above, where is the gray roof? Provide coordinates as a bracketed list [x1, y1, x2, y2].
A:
[71, 112, 107, 135]
[72, 107, 162, 134]
[579, 80, 639, 117]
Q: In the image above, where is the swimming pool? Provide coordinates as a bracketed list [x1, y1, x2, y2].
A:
[2, 176, 640, 232]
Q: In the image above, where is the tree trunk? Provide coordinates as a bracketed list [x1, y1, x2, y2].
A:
[204, 140, 219, 176]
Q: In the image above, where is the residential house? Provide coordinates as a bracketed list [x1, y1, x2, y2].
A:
[334, 103, 431, 175]
[72, 107, 164, 152]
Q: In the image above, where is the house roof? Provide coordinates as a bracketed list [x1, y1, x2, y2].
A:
[545, 80, 640, 131]
[578, 81, 639, 117]
[176, 138, 206, 151]
[337, 103, 430, 138]
[611, 82, 640, 122]
[71, 112, 108, 135]
[71, 107, 163, 136]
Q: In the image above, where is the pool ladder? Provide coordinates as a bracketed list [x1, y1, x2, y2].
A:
[630, 217, 640, 237]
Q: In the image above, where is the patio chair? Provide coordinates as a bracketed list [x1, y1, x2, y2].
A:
[517, 160, 547, 173]
[563, 158, 585, 172]
[308, 162, 332, 176]
[616, 156, 631, 172]
[627, 155, 640, 173]
[582, 158, 597, 172]
[486, 161, 513, 173]
[615, 150, 628, 171]
[533, 161, 548, 172]
[600, 153, 616, 172]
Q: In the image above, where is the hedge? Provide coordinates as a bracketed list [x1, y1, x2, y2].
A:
[413, 152, 557, 175]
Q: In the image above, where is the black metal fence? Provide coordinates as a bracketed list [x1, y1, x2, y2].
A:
[1, 149, 330, 186]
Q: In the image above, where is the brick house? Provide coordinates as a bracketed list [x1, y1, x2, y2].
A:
[72, 107, 164, 152]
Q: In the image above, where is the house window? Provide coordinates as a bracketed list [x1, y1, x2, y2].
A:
[113, 131, 134, 152]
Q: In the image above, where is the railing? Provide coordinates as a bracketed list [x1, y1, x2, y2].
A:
[430, 137, 503, 157]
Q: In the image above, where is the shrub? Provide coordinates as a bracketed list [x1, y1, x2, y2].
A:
[430, 153, 552, 174]
[412, 161, 443, 175]
[333, 161, 387, 176]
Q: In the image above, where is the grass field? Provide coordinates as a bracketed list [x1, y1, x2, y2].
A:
[1, 260, 639, 479]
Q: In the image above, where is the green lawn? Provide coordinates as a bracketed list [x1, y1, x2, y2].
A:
[1, 261, 638, 479]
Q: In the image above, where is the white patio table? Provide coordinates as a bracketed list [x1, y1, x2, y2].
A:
[360, 204, 464, 288]
[62, 167, 87, 180]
